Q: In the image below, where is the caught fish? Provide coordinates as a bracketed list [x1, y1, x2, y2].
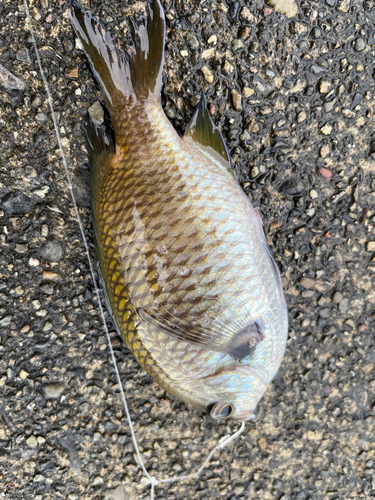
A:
[70, 0, 288, 422]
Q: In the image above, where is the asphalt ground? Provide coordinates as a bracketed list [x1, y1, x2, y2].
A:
[1, 0, 375, 499]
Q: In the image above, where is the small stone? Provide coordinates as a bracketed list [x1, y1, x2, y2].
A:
[240, 130, 251, 142]
[239, 27, 250, 39]
[37, 436, 46, 445]
[19, 370, 29, 379]
[44, 383, 64, 399]
[201, 48, 215, 59]
[323, 98, 337, 113]
[33, 475, 45, 483]
[319, 81, 331, 94]
[187, 12, 200, 24]
[207, 34, 217, 45]
[251, 166, 260, 178]
[241, 7, 255, 22]
[93, 476, 104, 486]
[310, 190, 318, 199]
[265, 69, 275, 79]
[319, 308, 330, 319]
[266, 0, 298, 18]
[186, 34, 199, 50]
[42, 271, 61, 282]
[297, 111, 307, 123]
[326, 0, 336, 5]
[223, 61, 234, 75]
[243, 87, 254, 97]
[260, 105, 273, 115]
[231, 89, 242, 110]
[43, 321, 52, 331]
[318, 167, 333, 180]
[201, 66, 214, 83]
[180, 49, 188, 57]
[338, 298, 349, 314]
[40, 239, 64, 262]
[26, 436, 38, 448]
[321, 123, 332, 135]
[0, 316, 11, 327]
[1, 191, 36, 215]
[247, 119, 260, 133]
[232, 39, 245, 52]
[16, 48, 31, 64]
[66, 67, 79, 79]
[20, 325, 30, 333]
[337, 0, 350, 12]
[300, 277, 315, 289]
[16, 243, 28, 253]
[25, 166, 37, 178]
[355, 38, 365, 52]
[278, 178, 305, 196]
[40, 0, 49, 8]
[35, 112, 48, 123]
[367, 242, 375, 252]
[320, 145, 330, 158]
[342, 108, 355, 118]
[0, 63, 26, 91]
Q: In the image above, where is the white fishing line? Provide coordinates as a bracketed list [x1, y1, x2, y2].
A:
[23, 2, 246, 498]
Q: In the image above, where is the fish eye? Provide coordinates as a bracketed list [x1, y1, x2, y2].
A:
[208, 402, 234, 420]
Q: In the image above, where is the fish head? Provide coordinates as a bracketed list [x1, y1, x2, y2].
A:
[201, 363, 271, 422]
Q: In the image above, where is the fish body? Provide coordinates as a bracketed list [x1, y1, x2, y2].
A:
[70, 0, 288, 421]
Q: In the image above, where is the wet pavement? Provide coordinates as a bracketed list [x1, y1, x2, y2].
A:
[1, 0, 375, 499]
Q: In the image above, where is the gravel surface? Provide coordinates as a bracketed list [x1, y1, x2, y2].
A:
[1, 0, 375, 499]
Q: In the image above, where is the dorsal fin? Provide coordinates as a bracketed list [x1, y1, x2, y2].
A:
[184, 92, 233, 174]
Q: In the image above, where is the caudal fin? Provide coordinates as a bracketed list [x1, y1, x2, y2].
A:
[69, 0, 165, 120]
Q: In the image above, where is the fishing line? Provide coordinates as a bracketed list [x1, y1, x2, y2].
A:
[23, 1, 245, 498]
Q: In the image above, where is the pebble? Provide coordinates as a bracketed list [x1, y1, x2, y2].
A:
[367, 242, 375, 252]
[231, 89, 242, 110]
[207, 35, 217, 45]
[0, 63, 26, 91]
[338, 298, 349, 314]
[19, 370, 29, 379]
[16, 48, 31, 64]
[186, 34, 199, 50]
[320, 145, 330, 158]
[26, 435, 38, 448]
[266, 69, 275, 79]
[243, 87, 255, 97]
[1, 191, 36, 215]
[278, 178, 305, 196]
[25, 166, 37, 177]
[35, 112, 48, 123]
[355, 38, 365, 52]
[297, 111, 307, 123]
[40, 239, 64, 262]
[232, 39, 245, 52]
[300, 277, 315, 289]
[247, 119, 260, 133]
[266, 0, 298, 18]
[319, 81, 331, 94]
[241, 7, 255, 22]
[187, 12, 200, 24]
[321, 123, 332, 135]
[318, 167, 333, 180]
[342, 108, 355, 118]
[310, 190, 318, 199]
[323, 98, 337, 113]
[44, 383, 65, 399]
[0, 316, 11, 327]
[201, 66, 214, 83]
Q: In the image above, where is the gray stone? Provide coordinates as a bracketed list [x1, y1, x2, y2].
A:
[0, 63, 26, 90]
[338, 297, 349, 314]
[355, 38, 365, 52]
[1, 191, 36, 215]
[16, 48, 31, 64]
[44, 383, 65, 399]
[40, 239, 64, 262]
[186, 34, 199, 50]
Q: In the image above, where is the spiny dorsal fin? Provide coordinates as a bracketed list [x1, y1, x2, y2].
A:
[184, 92, 233, 174]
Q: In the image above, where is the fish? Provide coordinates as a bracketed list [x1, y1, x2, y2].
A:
[69, 0, 288, 422]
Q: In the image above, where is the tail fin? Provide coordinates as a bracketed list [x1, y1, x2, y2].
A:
[69, 0, 165, 117]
